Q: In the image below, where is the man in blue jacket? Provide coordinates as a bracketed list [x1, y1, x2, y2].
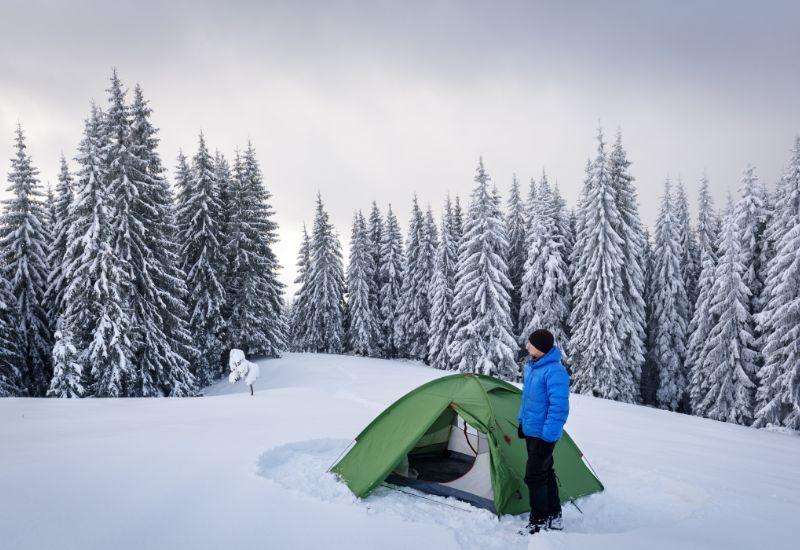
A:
[517, 329, 570, 534]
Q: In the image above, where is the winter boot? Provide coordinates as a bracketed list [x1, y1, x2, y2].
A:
[547, 512, 564, 531]
[519, 516, 547, 535]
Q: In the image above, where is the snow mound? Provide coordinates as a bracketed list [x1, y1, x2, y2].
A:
[256, 439, 532, 550]
[256, 438, 357, 503]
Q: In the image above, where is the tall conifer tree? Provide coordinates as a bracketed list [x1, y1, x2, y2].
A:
[378, 205, 404, 358]
[395, 196, 429, 360]
[289, 225, 312, 351]
[346, 211, 378, 355]
[428, 196, 459, 369]
[694, 196, 756, 424]
[505, 174, 526, 331]
[176, 132, 226, 386]
[125, 82, 196, 395]
[305, 193, 346, 353]
[652, 178, 690, 411]
[688, 176, 720, 411]
[447, 159, 517, 379]
[609, 132, 647, 400]
[0, 124, 52, 395]
[569, 131, 629, 401]
[225, 143, 287, 358]
[518, 176, 571, 350]
[62, 103, 131, 396]
[44, 155, 74, 323]
[754, 138, 800, 428]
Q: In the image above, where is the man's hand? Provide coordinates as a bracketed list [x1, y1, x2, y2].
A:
[517, 423, 525, 439]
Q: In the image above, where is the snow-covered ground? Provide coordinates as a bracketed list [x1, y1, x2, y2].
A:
[1, 353, 797, 550]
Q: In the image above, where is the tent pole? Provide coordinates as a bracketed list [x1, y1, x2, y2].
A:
[326, 440, 356, 472]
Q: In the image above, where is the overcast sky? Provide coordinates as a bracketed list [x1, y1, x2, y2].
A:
[2, 0, 799, 295]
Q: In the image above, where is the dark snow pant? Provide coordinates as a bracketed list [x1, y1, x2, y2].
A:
[524, 436, 561, 523]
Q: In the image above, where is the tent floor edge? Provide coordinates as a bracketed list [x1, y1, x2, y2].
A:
[385, 474, 496, 513]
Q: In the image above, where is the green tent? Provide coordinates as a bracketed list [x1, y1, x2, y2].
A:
[331, 373, 603, 515]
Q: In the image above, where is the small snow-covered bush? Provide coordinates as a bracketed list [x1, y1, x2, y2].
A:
[228, 349, 260, 395]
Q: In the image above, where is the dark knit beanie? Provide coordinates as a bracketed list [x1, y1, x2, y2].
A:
[528, 329, 554, 354]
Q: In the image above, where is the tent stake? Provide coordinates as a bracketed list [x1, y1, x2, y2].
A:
[570, 500, 583, 514]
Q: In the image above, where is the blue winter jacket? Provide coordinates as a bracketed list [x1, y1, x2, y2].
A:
[517, 346, 570, 442]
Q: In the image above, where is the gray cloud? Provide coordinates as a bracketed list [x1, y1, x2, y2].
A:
[2, 0, 799, 295]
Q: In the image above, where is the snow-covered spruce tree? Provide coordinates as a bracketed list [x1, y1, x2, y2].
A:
[176, 132, 226, 386]
[754, 138, 800, 428]
[551, 183, 574, 294]
[447, 159, 517, 379]
[43, 159, 78, 398]
[366, 201, 384, 348]
[674, 178, 700, 317]
[396, 198, 438, 362]
[423, 208, 439, 324]
[305, 193, 346, 353]
[0, 124, 52, 395]
[428, 196, 459, 369]
[517, 176, 541, 338]
[518, 175, 571, 350]
[97, 71, 146, 395]
[731, 166, 770, 410]
[651, 178, 690, 411]
[225, 143, 287, 358]
[0, 267, 23, 396]
[127, 83, 196, 396]
[735, 165, 769, 322]
[569, 132, 630, 401]
[378, 204, 404, 358]
[695, 175, 720, 262]
[60, 103, 132, 396]
[609, 132, 647, 403]
[394, 196, 423, 358]
[693, 195, 757, 424]
[44, 155, 74, 324]
[688, 176, 720, 412]
[47, 318, 83, 398]
[505, 174, 527, 332]
[346, 211, 378, 356]
[288, 224, 312, 351]
[518, 175, 546, 341]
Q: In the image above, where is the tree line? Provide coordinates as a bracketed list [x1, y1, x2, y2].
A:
[2, 70, 797, 431]
[289, 130, 800, 430]
[0, 70, 285, 398]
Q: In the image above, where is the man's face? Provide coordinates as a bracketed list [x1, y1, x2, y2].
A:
[526, 341, 544, 359]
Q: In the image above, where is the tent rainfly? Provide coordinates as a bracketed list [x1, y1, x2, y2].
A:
[330, 373, 603, 515]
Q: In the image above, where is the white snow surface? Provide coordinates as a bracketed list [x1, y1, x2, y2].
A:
[1, 352, 797, 550]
